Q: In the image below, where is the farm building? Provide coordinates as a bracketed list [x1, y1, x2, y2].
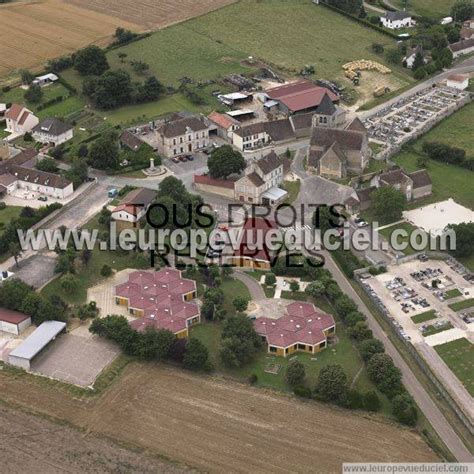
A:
[32, 118, 74, 146]
[111, 187, 157, 229]
[446, 74, 470, 91]
[265, 80, 338, 115]
[207, 112, 240, 139]
[32, 73, 58, 87]
[114, 269, 200, 338]
[0, 308, 31, 335]
[218, 92, 253, 106]
[449, 38, 474, 58]
[380, 11, 413, 29]
[231, 119, 295, 151]
[254, 302, 336, 357]
[8, 321, 66, 370]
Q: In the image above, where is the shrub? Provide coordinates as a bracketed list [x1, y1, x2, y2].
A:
[286, 360, 306, 387]
[392, 392, 418, 426]
[363, 391, 381, 412]
[293, 386, 312, 398]
[101, 264, 113, 277]
[0, 202, 6, 210]
[183, 338, 211, 371]
[248, 373, 258, 385]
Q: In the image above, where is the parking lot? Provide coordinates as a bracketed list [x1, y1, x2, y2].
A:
[360, 257, 473, 421]
[363, 86, 469, 152]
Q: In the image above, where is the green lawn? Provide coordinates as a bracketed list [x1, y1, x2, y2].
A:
[282, 180, 301, 204]
[63, 0, 407, 91]
[190, 315, 390, 413]
[41, 249, 149, 305]
[422, 322, 453, 337]
[434, 338, 474, 397]
[378, 221, 428, 255]
[444, 288, 462, 300]
[457, 254, 474, 273]
[0, 206, 23, 234]
[392, 0, 456, 18]
[221, 277, 251, 317]
[280, 290, 308, 301]
[411, 310, 437, 324]
[448, 298, 474, 312]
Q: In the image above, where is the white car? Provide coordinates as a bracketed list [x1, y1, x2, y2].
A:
[354, 218, 369, 228]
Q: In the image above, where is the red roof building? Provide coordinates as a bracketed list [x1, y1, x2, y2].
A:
[114, 269, 200, 337]
[266, 80, 338, 114]
[254, 302, 335, 356]
[0, 307, 32, 335]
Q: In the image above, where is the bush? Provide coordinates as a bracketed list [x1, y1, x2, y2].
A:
[0, 202, 6, 210]
[183, 338, 211, 371]
[101, 264, 113, 277]
[315, 364, 348, 404]
[293, 386, 312, 398]
[363, 391, 381, 412]
[265, 272, 276, 286]
[248, 373, 258, 385]
[286, 360, 306, 387]
[367, 353, 403, 398]
[392, 392, 418, 426]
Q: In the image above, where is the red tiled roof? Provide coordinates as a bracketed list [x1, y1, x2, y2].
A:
[208, 111, 239, 130]
[4, 104, 25, 121]
[0, 307, 30, 325]
[266, 80, 338, 113]
[254, 302, 335, 349]
[233, 217, 278, 262]
[194, 174, 235, 189]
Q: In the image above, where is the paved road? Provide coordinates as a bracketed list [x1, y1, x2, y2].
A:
[321, 250, 473, 463]
[234, 270, 266, 300]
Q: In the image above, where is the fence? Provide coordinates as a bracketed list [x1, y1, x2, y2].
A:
[354, 260, 474, 434]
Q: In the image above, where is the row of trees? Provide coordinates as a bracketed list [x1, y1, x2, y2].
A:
[90, 315, 211, 371]
[421, 141, 473, 170]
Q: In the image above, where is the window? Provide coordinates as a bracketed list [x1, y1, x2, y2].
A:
[269, 346, 277, 353]
[173, 138, 176, 145]
[188, 135, 192, 141]
[297, 344, 306, 351]
[180, 137, 183, 143]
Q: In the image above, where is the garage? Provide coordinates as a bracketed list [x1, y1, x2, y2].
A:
[0, 308, 31, 335]
[8, 320, 66, 370]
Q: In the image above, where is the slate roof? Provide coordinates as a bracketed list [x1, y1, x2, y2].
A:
[264, 119, 295, 142]
[246, 172, 265, 187]
[315, 92, 337, 116]
[10, 165, 71, 189]
[379, 168, 410, 186]
[233, 122, 266, 138]
[356, 186, 376, 204]
[310, 127, 365, 151]
[408, 169, 432, 188]
[256, 151, 283, 175]
[120, 130, 144, 151]
[112, 188, 156, 217]
[345, 117, 366, 133]
[32, 118, 72, 137]
[158, 116, 207, 138]
[449, 38, 474, 53]
[290, 112, 313, 131]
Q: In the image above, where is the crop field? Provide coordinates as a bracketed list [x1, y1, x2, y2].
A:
[0, 0, 137, 80]
[102, 0, 408, 87]
[0, 363, 438, 471]
[66, 0, 237, 30]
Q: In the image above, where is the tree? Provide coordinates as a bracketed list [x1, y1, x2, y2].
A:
[136, 76, 163, 102]
[286, 360, 306, 387]
[131, 60, 150, 75]
[315, 364, 348, 404]
[65, 157, 88, 187]
[85, 69, 133, 109]
[88, 131, 119, 170]
[305, 280, 325, 298]
[371, 186, 406, 225]
[157, 176, 188, 202]
[168, 337, 187, 363]
[76, 301, 99, 321]
[80, 249, 92, 265]
[118, 52, 127, 63]
[24, 84, 43, 103]
[334, 295, 358, 320]
[367, 353, 403, 398]
[289, 280, 300, 292]
[447, 27, 461, 44]
[446, 222, 474, 258]
[348, 321, 373, 341]
[359, 338, 385, 362]
[208, 145, 245, 179]
[265, 272, 276, 286]
[385, 47, 403, 65]
[392, 392, 418, 425]
[372, 43, 384, 54]
[451, 0, 474, 21]
[101, 264, 113, 277]
[60, 273, 78, 294]
[221, 265, 233, 279]
[345, 311, 365, 327]
[74, 46, 109, 76]
[9, 241, 21, 267]
[412, 51, 425, 72]
[135, 328, 175, 360]
[20, 70, 35, 85]
[114, 27, 138, 45]
[183, 338, 211, 371]
[201, 300, 215, 320]
[36, 157, 59, 173]
[363, 391, 381, 412]
[233, 296, 249, 312]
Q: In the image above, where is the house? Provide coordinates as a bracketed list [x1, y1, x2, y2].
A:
[449, 38, 474, 58]
[156, 115, 209, 158]
[32, 118, 73, 146]
[114, 269, 200, 338]
[380, 11, 413, 29]
[310, 92, 347, 128]
[32, 73, 59, 87]
[407, 169, 432, 200]
[207, 112, 240, 140]
[111, 187, 157, 228]
[254, 302, 335, 357]
[446, 74, 470, 91]
[0, 308, 31, 335]
[235, 151, 287, 205]
[231, 119, 295, 151]
[265, 79, 339, 115]
[308, 118, 369, 178]
[4, 104, 39, 138]
[120, 130, 144, 152]
[403, 46, 427, 69]
[227, 217, 278, 270]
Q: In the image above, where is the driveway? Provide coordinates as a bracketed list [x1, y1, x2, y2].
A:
[234, 270, 266, 301]
[10, 253, 57, 289]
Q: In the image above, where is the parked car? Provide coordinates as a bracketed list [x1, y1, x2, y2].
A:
[354, 217, 368, 228]
[38, 196, 48, 202]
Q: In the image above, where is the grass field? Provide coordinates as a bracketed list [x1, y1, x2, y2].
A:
[422, 322, 453, 337]
[378, 221, 428, 255]
[282, 180, 301, 204]
[0, 206, 23, 235]
[411, 310, 437, 324]
[448, 298, 474, 312]
[444, 288, 462, 300]
[392, 0, 456, 18]
[434, 338, 474, 397]
[87, 0, 406, 88]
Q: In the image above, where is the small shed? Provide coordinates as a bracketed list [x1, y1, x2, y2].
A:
[446, 74, 469, 91]
[0, 308, 31, 335]
[8, 320, 66, 370]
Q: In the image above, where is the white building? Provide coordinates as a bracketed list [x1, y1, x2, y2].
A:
[111, 187, 156, 228]
[32, 73, 59, 87]
[32, 118, 74, 146]
[4, 104, 39, 138]
[380, 11, 413, 29]
[0, 308, 31, 335]
[446, 74, 470, 90]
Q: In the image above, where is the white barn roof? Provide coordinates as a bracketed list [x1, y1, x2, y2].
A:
[9, 320, 66, 360]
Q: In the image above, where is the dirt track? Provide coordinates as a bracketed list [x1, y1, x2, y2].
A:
[0, 363, 438, 473]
